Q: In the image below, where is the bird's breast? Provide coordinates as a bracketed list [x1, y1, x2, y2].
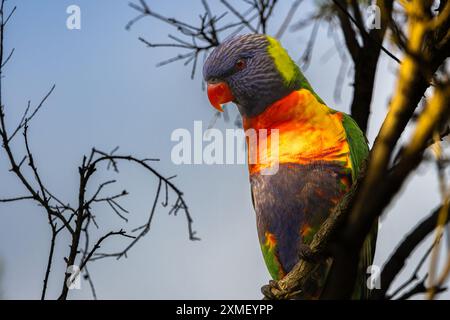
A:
[243, 89, 351, 175]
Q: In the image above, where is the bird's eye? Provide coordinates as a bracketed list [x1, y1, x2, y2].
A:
[208, 77, 220, 84]
[235, 58, 246, 71]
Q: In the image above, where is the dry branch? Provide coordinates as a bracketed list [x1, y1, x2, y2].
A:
[0, 1, 197, 300]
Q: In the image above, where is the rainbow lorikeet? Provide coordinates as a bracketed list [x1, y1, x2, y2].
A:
[202, 34, 376, 299]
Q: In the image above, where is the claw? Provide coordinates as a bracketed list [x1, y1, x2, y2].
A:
[261, 280, 281, 300]
[269, 280, 281, 291]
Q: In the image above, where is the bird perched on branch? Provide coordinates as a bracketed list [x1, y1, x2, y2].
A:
[203, 34, 376, 299]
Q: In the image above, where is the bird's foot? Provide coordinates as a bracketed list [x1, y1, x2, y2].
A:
[261, 280, 281, 300]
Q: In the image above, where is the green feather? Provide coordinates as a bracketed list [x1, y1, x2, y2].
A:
[342, 113, 369, 180]
[342, 113, 377, 299]
[260, 242, 283, 280]
[266, 36, 325, 104]
[266, 36, 298, 87]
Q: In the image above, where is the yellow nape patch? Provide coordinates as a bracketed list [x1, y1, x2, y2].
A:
[266, 36, 296, 85]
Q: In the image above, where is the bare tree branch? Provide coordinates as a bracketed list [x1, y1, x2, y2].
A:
[373, 205, 450, 299]
[0, 1, 197, 300]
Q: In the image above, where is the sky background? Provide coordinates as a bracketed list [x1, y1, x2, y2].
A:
[0, 0, 447, 299]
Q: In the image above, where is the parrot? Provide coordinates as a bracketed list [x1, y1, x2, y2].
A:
[202, 34, 376, 299]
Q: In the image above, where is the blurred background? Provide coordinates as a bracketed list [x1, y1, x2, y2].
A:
[0, 0, 446, 299]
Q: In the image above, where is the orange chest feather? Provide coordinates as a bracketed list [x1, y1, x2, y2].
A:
[243, 90, 351, 174]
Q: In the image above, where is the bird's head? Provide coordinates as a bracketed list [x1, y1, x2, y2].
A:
[203, 34, 303, 117]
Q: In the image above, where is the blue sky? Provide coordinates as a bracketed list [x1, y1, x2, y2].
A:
[0, 0, 447, 299]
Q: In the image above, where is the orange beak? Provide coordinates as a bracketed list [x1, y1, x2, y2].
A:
[207, 82, 235, 112]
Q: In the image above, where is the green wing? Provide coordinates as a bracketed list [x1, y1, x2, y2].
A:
[342, 113, 369, 180]
[342, 113, 377, 300]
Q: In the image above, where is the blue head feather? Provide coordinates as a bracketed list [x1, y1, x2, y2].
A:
[203, 34, 302, 117]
